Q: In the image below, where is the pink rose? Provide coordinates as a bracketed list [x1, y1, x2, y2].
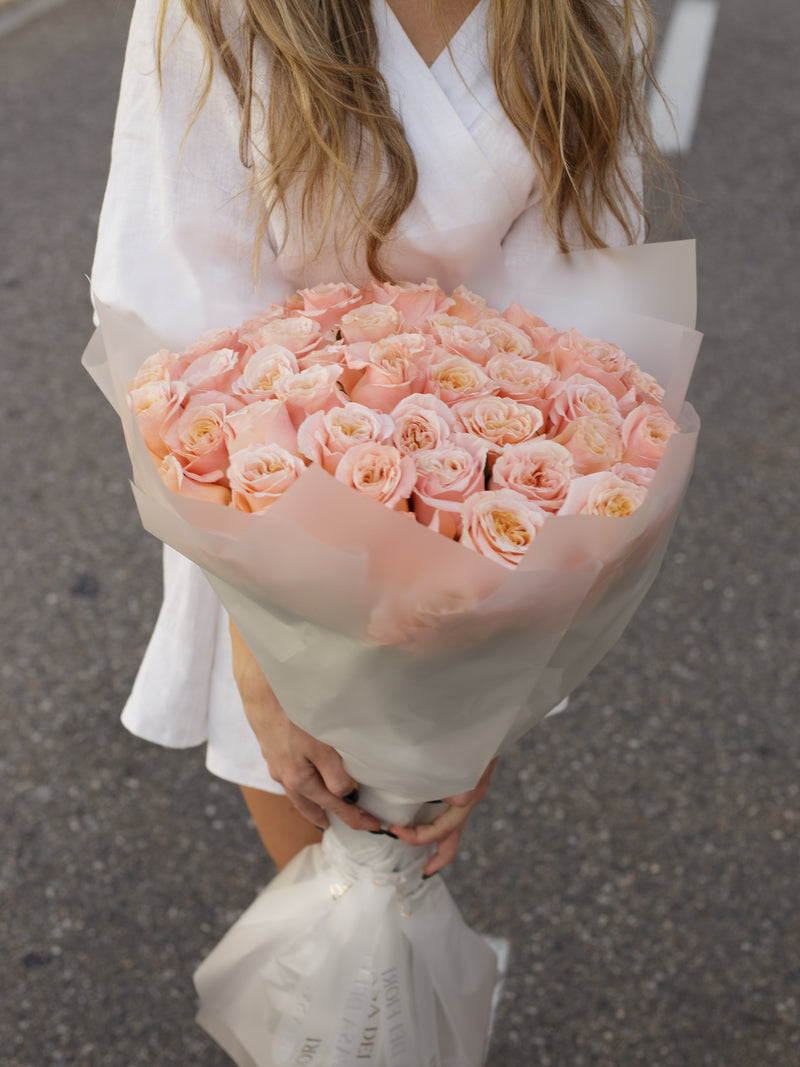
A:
[390, 394, 456, 454]
[452, 395, 544, 460]
[447, 284, 497, 327]
[620, 363, 666, 406]
[429, 323, 495, 366]
[489, 439, 575, 513]
[128, 348, 188, 390]
[179, 346, 241, 395]
[425, 353, 497, 406]
[335, 442, 417, 509]
[241, 314, 322, 357]
[552, 329, 632, 395]
[485, 352, 555, 412]
[339, 302, 402, 343]
[547, 373, 622, 435]
[129, 379, 188, 458]
[295, 282, 365, 331]
[460, 489, 547, 568]
[347, 334, 430, 413]
[227, 443, 306, 513]
[621, 403, 678, 468]
[370, 279, 452, 328]
[223, 398, 298, 456]
[411, 434, 488, 537]
[162, 401, 229, 478]
[157, 454, 232, 506]
[612, 462, 656, 488]
[274, 364, 345, 426]
[239, 304, 289, 334]
[502, 305, 561, 363]
[231, 344, 298, 401]
[476, 316, 534, 359]
[297, 402, 395, 474]
[552, 415, 623, 474]
[559, 471, 647, 517]
[184, 326, 244, 360]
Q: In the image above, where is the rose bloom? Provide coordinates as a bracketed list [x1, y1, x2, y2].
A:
[552, 415, 623, 474]
[162, 400, 230, 478]
[347, 333, 430, 413]
[475, 316, 534, 360]
[411, 434, 488, 538]
[612, 462, 656, 488]
[274, 363, 345, 426]
[295, 282, 365, 331]
[157, 454, 232, 505]
[425, 353, 497, 406]
[231, 344, 298, 401]
[553, 328, 631, 387]
[227, 443, 306, 513]
[179, 346, 241, 395]
[547, 373, 622, 435]
[485, 352, 556, 410]
[223, 398, 298, 456]
[559, 471, 647, 517]
[622, 403, 678, 468]
[453, 395, 544, 459]
[370, 279, 452, 328]
[447, 284, 497, 326]
[128, 348, 188, 390]
[297, 402, 395, 474]
[184, 326, 244, 360]
[335, 442, 417, 509]
[502, 304, 562, 363]
[460, 489, 547, 568]
[390, 393, 456, 454]
[241, 314, 322, 357]
[489, 439, 575, 513]
[620, 363, 666, 406]
[430, 323, 495, 366]
[129, 378, 188, 458]
[339, 302, 402, 343]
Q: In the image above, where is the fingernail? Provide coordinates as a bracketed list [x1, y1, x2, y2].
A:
[384, 829, 399, 840]
[342, 789, 359, 805]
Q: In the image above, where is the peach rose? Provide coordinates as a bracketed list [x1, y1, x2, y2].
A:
[231, 344, 298, 401]
[425, 353, 496, 406]
[339, 302, 402, 343]
[241, 314, 322, 357]
[552, 328, 632, 390]
[612, 462, 656, 488]
[370, 279, 452, 328]
[179, 346, 241, 396]
[622, 403, 678, 468]
[559, 471, 647, 517]
[129, 379, 188, 458]
[429, 323, 495, 366]
[489, 439, 575, 513]
[274, 364, 345, 426]
[239, 304, 288, 334]
[447, 284, 497, 326]
[297, 402, 394, 474]
[157, 454, 232, 506]
[547, 373, 622, 435]
[475, 316, 534, 360]
[411, 434, 488, 537]
[620, 363, 666, 406]
[552, 415, 623, 474]
[335, 442, 417, 509]
[501, 306, 561, 363]
[295, 282, 365, 331]
[452, 395, 544, 459]
[128, 348, 188, 390]
[223, 398, 298, 456]
[227, 443, 306, 513]
[184, 326, 244, 359]
[485, 352, 555, 412]
[346, 334, 430, 413]
[162, 400, 229, 478]
[460, 489, 547, 568]
[390, 394, 456, 454]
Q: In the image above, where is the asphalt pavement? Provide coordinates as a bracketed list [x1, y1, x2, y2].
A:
[1, 0, 798, 1064]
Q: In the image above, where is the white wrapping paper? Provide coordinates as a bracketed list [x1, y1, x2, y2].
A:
[84, 240, 701, 1066]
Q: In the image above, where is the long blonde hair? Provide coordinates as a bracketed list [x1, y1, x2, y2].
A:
[160, 0, 668, 280]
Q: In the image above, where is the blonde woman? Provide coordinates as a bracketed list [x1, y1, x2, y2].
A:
[92, 0, 665, 876]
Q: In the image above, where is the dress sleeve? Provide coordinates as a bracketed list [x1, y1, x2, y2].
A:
[91, 0, 283, 348]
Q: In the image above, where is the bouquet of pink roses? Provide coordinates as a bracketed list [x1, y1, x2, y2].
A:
[128, 276, 679, 569]
[85, 241, 701, 1067]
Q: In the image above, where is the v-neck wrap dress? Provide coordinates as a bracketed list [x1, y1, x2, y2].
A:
[92, 0, 642, 792]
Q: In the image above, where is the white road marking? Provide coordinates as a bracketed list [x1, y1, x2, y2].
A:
[649, 0, 719, 154]
[0, 0, 72, 38]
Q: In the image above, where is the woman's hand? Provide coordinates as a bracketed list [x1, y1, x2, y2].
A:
[388, 759, 497, 877]
[229, 622, 380, 833]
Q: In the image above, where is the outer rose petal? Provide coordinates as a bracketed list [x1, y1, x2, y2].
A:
[224, 398, 298, 455]
[622, 403, 678, 468]
[296, 282, 366, 331]
[129, 379, 188, 458]
[335, 442, 417, 509]
[460, 489, 546, 568]
[157, 454, 232, 506]
[447, 284, 497, 326]
[370, 279, 452, 327]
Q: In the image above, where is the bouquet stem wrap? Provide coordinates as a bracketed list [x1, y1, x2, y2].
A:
[85, 240, 702, 1065]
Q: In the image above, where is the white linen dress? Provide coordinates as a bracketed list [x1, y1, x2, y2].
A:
[92, 0, 641, 792]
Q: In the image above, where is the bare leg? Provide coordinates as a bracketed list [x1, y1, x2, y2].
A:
[240, 786, 323, 871]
